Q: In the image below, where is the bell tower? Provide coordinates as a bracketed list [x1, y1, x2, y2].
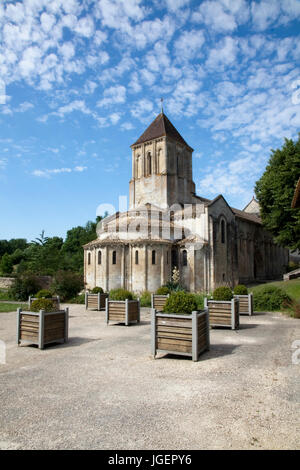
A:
[129, 112, 196, 210]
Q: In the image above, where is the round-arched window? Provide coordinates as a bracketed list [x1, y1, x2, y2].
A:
[182, 250, 187, 266]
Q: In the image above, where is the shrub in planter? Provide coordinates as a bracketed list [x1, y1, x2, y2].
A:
[9, 273, 42, 301]
[233, 284, 248, 295]
[213, 286, 233, 301]
[165, 281, 185, 292]
[152, 291, 209, 361]
[109, 288, 133, 301]
[35, 289, 53, 299]
[140, 290, 151, 307]
[31, 298, 56, 312]
[156, 286, 170, 295]
[51, 271, 83, 301]
[193, 293, 205, 310]
[163, 291, 197, 315]
[69, 293, 86, 304]
[91, 286, 104, 294]
[253, 286, 291, 311]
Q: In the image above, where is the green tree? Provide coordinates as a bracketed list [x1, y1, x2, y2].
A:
[61, 219, 100, 273]
[0, 253, 14, 275]
[255, 135, 300, 250]
[31, 230, 49, 246]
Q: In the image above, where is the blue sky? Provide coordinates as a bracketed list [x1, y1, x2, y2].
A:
[0, 0, 300, 241]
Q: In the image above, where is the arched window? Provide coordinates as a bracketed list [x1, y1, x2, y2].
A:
[88, 253, 91, 265]
[158, 148, 162, 173]
[136, 155, 140, 178]
[98, 251, 102, 265]
[112, 250, 116, 265]
[152, 250, 156, 265]
[221, 220, 226, 244]
[147, 152, 152, 176]
[135, 250, 139, 265]
[182, 250, 187, 266]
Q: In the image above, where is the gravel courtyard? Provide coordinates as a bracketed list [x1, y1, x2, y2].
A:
[0, 304, 299, 450]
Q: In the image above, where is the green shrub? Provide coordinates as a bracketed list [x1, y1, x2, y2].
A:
[163, 291, 197, 315]
[139, 290, 151, 307]
[51, 271, 84, 301]
[9, 273, 42, 301]
[213, 286, 233, 301]
[233, 284, 248, 295]
[156, 286, 170, 295]
[91, 286, 104, 294]
[0, 253, 14, 275]
[35, 289, 53, 299]
[253, 286, 291, 311]
[193, 293, 205, 310]
[31, 298, 56, 312]
[68, 293, 86, 304]
[165, 281, 185, 292]
[109, 288, 133, 301]
[287, 261, 300, 273]
[0, 289, 13, 301]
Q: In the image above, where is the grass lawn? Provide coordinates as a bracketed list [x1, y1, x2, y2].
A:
[249, 279, 300, 302]
[0, 289, 11, 301]
[0, 303, 28, 313]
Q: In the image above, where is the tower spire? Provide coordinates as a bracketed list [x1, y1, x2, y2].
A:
[160, 97, 164, 114]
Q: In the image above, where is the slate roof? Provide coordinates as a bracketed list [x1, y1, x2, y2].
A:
[132, 112, 193, 150]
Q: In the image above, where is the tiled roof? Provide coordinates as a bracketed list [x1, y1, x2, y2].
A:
[194, 194, 262, 224]
[132, 112, 193, 150]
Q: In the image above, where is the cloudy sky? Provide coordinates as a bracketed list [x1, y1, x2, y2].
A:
[0, 0, 299, 241]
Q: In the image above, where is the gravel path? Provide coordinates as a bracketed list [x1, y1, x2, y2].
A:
[0, 305, 299, 450]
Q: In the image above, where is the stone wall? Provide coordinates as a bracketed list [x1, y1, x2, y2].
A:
[0, 276, 52, 290]
[0, 277, 15, 288]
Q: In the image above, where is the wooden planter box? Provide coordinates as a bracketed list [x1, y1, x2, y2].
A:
[151, 309, 210, 362]
[234, 293, 253, 316]
[204, 298, 239, 330]
[28, 295, 60, 310]
[85, 292, 109, 311]
[105, 299, 140, 326]
[151, 294, 169, 311]
[17, 307, 69, 349]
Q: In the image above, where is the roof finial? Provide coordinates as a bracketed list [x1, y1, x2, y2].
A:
[160, 97, 164, 114]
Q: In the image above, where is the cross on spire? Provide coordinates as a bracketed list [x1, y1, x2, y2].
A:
[160, 97, 164, 113]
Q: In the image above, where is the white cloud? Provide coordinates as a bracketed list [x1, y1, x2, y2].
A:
[97, 86, 126, 107]
[164, 0, 190, 12]
[74, 15, 94, 37]
[110, 112, 121, 124]
[74, 165, 87, 172]
[16, 102, 34, 112]
[174, 29, 205, 60]
[19, 46, 42, 79]
[130, 98, 154, 121]
[32, 166, 87, 177]
[84, 80, 98, 94]
[121, 122, 135, 130]
[206, 37, 238, 70]
[251, 0, 280, 30]
[56, 100, 91, 117]
[40, 12, 56, 33]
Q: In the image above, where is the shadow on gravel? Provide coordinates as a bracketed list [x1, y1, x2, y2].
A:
[36, 337, 103, 349]
[108, 321, 150, 326]
[203, 344, 239, 360]
[155, 344, 239, 361]
[238, 323, 259, 329]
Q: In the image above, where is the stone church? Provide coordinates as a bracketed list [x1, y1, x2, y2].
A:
[84, 112, 288, 293]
